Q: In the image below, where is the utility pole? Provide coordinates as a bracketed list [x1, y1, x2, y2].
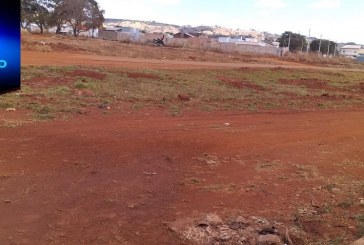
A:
[318, 34, 322, 54]
[327, 39, 330, 56]
[306, 28, 311, 53]
[288, 33, 291, 52]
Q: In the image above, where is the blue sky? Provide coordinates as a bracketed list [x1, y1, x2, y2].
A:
[98, 0, 364, 44]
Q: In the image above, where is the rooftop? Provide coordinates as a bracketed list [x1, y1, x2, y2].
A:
[341, 45, 361, 49]
[103, 27, 123, 31]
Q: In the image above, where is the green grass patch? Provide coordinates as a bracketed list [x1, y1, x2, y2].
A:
[2, 66, 363, 122]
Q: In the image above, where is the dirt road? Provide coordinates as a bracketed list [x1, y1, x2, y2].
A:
[22, 50, 364, 72]
[1, 109, 364, 244]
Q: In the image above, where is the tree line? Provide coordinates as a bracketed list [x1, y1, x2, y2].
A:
[277, 31, 339, 55]
[21, 0, 105, 37]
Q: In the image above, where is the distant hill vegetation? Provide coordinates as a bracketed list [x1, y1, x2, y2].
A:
[104, 18, 266, 38]
[105, 19, 179, 28]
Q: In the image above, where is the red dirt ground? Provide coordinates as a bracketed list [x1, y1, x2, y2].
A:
[360, 83, 364, 92]
[126, 72, 161, 80]
[66, 70, 107, 80]
[1, 50, 363, 244]
[279, 79, 331, 90]
[23, 76, 74, 88]
[1, 109, 364, 244]
[22, 50, 302, 70]
[48, 43, 87, 52]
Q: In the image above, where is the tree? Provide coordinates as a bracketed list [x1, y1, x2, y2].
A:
[85, 0, 105, 38]
[47, 0, 67, 34]
[277, 31, 307, 52]
[310, 39, 337, 55]
[57, 0, 104, 37]
[21, 0, 52, 33]
[57, 0, 86, 37]
[21, 0, 105, 37]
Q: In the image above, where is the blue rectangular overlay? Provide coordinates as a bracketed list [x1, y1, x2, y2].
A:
[0, 1, 21, 94]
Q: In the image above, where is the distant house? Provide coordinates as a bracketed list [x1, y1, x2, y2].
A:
[357, 47, 364, 62]
[340, 45, 361, 58]
[26, 23, 41, 33]
[245, 37, 259, 42]
[217, 36, 261, 43]
[271, 41, 280, 47]
[236, 41, 270, 47]
[103, 27, 123, 32]
[360, 47, 364, 55]
[218, 36, 243, 43]
[99, 26, 143, 41]
[47, 24, 74, 35]
[79, 28, 99, 38]
[173, 32, 196, 38]
[59, 26, 73, 35]
[217, 35, 269, 47]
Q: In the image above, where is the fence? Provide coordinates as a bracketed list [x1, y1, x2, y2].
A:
[99, 30, 144, 42]
[165, 37, 283, 56]
[166, 38, 284, 56]
[98, 32, 283, 56]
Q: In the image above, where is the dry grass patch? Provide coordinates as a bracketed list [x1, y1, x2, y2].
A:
[1, 66, 364, 123]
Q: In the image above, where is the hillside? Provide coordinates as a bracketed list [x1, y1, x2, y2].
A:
[104, 18, 271, 39]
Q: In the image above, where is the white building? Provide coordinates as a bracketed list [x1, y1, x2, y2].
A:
[217, 36, 268, 46]
[340, 45, 361, 58]
[99, 26, 143, 41]
[218, 36, 244, 43]
[47, 24, 73, 35]
[79, 28, 99, 38]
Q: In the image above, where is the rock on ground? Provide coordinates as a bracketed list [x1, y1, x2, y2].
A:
[351, 237, 364, 245]
[257, 234, 283, 245]
[198, 213, 223, 226]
